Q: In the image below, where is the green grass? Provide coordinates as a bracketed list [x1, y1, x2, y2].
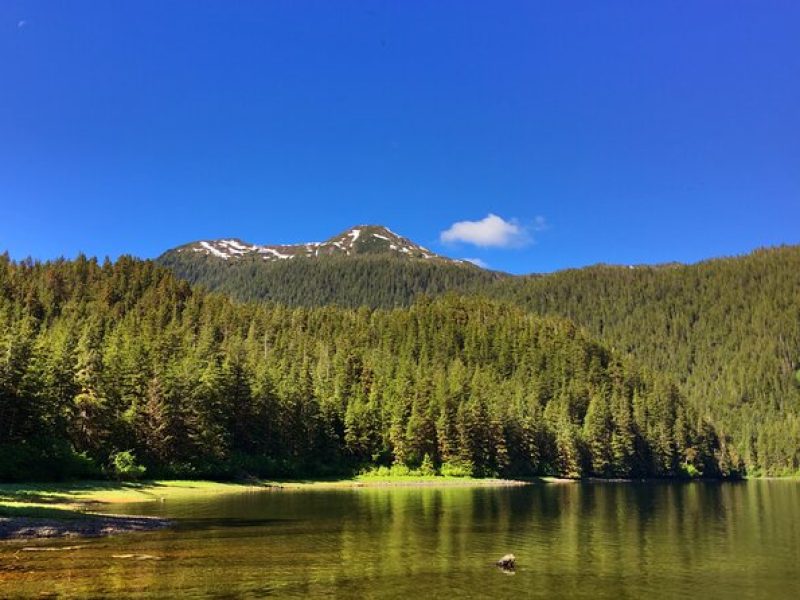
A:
[0, 480, 269, 519]
[0, 503, 92, 520]
[0, 476, 531, 517]
[356, 473, 462, 481]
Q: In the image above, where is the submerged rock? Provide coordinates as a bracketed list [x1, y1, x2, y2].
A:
[496, 553, 516, 570]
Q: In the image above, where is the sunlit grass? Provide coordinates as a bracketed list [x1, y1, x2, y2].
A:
[0, 480, 266, 518]
[0, 476, 536, 519]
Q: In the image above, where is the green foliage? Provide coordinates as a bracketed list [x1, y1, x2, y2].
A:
[0, 440, 100, 482]
[419, 453, 436, 477]
[681, 462, 701, 478]
[159, 243, 800, 477]
[361, 465, 410, 478]
[111, 451, 146, 480]
[440, 460, 474, 478]
[0, 253, 763, 481]
[490, 247, 800, 476]
[359, 457, 439, 479]
[157, 252, 502, 310]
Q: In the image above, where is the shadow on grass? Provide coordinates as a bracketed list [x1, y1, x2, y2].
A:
[0, 503, 93, 521]
[0, 480, 169, 506]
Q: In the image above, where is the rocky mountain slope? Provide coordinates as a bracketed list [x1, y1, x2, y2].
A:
[167, 225, 459, 264]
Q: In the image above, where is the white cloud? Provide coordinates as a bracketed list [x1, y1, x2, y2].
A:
[440, 213, 533, 248]
[17, 20, 27, 29]
[463, 257, 489, 268]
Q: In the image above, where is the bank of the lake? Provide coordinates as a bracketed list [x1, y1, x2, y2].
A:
[0, 477, 533, 539]
[8, 474, 786, 540]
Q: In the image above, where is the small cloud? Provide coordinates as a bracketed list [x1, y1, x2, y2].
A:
[441, 213, 532, 248]
[17, 20, 27, 29]
[463, 257, 489, 268]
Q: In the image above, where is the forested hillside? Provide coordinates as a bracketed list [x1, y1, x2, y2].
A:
[159, 242, 800, 476]
[489, 246, 800, 475]
[158, 252, 503, 308]
[0, 255, 735, 481]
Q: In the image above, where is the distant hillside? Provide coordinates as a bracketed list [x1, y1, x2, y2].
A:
[158, 225, 504, 308]
[486, 245, 800, 475]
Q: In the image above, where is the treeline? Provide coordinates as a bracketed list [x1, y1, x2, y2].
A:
[0, 254, 737, 481]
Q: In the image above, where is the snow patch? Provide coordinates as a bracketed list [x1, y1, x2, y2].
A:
[221, 239, 250, 251]
[199, 241, 229, 259]
[383, 227, 400, 238]
[258, 247, 292, 259]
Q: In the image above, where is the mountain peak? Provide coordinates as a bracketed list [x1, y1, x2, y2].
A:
[167, 224, 465, 265]
[322, 224, 437, 258]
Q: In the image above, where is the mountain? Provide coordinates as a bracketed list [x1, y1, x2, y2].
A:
[168, 225, 457, 263]
[157, 224, 504, 308]
[2, 238, 798, 479]
[158, 228, 800, 476]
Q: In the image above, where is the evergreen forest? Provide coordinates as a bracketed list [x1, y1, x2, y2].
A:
[0, 254, 747, 481]
[159, 244, 800, 476]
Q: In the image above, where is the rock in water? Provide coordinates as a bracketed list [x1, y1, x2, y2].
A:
[496, 553, 516, 570]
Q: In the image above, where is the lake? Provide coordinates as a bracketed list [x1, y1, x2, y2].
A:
[2, 481, 799, 598]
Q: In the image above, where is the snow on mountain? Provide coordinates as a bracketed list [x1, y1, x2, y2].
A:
[172, 225, 468, 265]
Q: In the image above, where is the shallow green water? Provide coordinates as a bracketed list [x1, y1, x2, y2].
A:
[2, 481, 799, 598]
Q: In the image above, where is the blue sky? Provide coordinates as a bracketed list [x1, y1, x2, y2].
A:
[1, 2, 798, 274]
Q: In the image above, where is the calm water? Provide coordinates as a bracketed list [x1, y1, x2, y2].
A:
[2, 481, 799, 598]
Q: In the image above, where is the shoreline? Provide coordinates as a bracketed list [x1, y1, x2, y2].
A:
[2, 475, 794, 540]
[263, 477, 534, 490]
[0, 514, 171, 541]
[0, 477, 533, 540]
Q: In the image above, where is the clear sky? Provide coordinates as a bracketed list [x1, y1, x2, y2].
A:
[1, 2, 798, 274]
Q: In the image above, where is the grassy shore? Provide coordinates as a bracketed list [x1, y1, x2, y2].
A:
[0, 476, 535, 539]
[1, 479, 265, 510]
[4, 475, 771, 539]
[1, 476, 529, 511]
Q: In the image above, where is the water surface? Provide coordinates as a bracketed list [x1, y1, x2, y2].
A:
[2, 481, 798, 598]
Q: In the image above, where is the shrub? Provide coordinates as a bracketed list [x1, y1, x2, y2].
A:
[418, 454, 436, 476]
[680, 462, 701, 478]
[111, 451, 147, 480]
[388, 463, 412, 477]
[0, 440, 100, 482]
[440, 460, 474, 478]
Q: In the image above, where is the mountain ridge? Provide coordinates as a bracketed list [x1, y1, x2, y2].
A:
[166, 224, 464, 265]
